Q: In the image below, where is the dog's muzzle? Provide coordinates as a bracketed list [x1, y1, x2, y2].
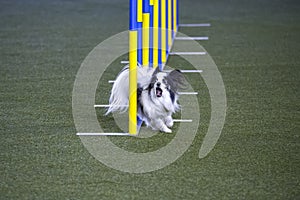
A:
[156, 87, 163, 97]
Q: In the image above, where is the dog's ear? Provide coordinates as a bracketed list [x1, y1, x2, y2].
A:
[166, 69, 187, 92]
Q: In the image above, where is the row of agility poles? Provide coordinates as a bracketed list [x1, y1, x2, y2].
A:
[129, 0, 179, 135]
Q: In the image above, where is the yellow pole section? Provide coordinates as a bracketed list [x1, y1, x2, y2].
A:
[129, 31, 138, 135]
[138, 0, 143, 22]
[142, 13, 150, 66]
[174, 0, 177, 34]
[150, 0, 154, 5]
[168, 0, 172, 50]
[153, 0, 159, 68]
[161, 0, 166, 63]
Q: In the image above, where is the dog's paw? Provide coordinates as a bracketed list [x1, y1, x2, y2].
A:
[165, 116, 173, 128]
[162, 126, 172, 133]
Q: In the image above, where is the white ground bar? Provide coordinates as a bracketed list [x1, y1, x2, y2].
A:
[173, 119, 193, 123]
[121, 61, 129, 64]
[94, 105, 128, 108]
[175, 36, 209, 41]
[164, 69, 203, 73]
[169, 52, 207, 55]
[77, 132, 132, 136]
[179, 23, 211, 27]
[178, 92, 198, 95]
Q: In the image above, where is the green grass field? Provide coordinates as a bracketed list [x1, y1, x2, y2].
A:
[1, 0, 299, 199]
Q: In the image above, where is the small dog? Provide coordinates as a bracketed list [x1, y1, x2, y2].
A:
[106, 66, 186, 133]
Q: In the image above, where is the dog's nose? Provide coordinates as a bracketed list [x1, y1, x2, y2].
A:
[157, 82, 161, 87]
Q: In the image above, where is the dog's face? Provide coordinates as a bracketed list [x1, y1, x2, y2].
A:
[148, 68, 185, 100]
[153, 72, 169, 98]
[148, 68, 169, 98]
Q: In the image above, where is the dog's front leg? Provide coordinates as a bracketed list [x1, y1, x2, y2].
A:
[165, 115, 174, 128]
[151, 119, 172, 133]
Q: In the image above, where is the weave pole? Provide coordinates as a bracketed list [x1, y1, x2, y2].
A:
[129, 0, 138, 135]
[129, 0, 179, 134]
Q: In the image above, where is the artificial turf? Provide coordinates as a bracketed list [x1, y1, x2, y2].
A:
[1, 0, 299, 199]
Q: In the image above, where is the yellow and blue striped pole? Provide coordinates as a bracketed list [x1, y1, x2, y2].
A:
[142, 0, 150, 66]
[168, 0, 172, 51]
[153, 0, 159, 67]
[161, 0, 166, 65]
[129, 0, 138, 135]
[174, 0, 177, 34]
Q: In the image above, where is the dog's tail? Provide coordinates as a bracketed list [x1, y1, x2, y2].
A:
[105, 66, 130, 115]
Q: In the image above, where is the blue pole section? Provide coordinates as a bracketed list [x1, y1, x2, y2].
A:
[137, 24, 143, 65]
[171, 0, 174, 38]
[158, 0, 162, 70]
[143, 0, 150, 13]
[176, 0, 179, 31]
[165, 0, 169, 56]
[149, 3, 154, 67]
[130, 0, 137, 30]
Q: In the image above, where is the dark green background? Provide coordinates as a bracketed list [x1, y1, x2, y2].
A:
[1, 0, 299, 199]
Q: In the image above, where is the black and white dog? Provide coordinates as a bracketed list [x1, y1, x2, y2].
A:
[106, 66, 185, 133]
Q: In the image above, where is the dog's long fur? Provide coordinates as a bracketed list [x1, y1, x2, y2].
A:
[106, 66, 185, 133]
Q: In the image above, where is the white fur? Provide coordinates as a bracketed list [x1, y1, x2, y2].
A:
[106, 66, 182, 133]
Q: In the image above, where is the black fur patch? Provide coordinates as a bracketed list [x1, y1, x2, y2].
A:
[148, 74, 157, 96]
[137, 84, 144, 115]
[137, 84, 143, 98]
[169, 89, 175, 103]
